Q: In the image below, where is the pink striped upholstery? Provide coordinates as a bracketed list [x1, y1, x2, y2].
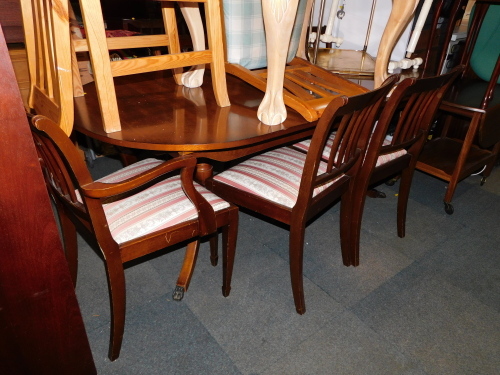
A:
[78, 158, 230, 244]
[292, 133, 336, 160]
[376, 138, 407, 165]
[212, 147, 342, 208]
[95, 158, 164, 183]
[293, 134, 407, 167]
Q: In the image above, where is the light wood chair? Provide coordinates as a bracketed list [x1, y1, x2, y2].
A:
[73, 0, 229, 133]
[29, 114, 238, 361]
[20, 0, 74, 135]
[206, 75, 397, 314]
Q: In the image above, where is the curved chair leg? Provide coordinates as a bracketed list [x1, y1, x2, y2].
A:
[221, 209, 238, 297]
[173, 240, 200, 301]
[105, 255, 126, 361]
[339, 188, 354, 266]
[347, 183, 370, 267]
[56, 204, 78, 286]
[209, 234, 218, 266]
[444, 115, 482, 207]
[289, 222, 306, 315]
[396, 167, 415, 238]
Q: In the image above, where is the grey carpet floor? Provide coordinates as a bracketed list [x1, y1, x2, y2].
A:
[74, 155, 500, 374]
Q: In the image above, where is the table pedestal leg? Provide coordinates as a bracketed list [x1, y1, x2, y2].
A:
[195, 163, 213, 185]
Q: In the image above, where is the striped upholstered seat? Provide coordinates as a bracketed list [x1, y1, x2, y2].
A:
[293, 134, 407, 167]
[212, 147, 342, 208]
[78, 158, 230, 244]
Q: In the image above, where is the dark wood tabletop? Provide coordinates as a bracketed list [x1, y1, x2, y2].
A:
[74, 71, 318, 162]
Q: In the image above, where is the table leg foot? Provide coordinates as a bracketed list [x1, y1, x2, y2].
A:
[195, 163, 213, 185]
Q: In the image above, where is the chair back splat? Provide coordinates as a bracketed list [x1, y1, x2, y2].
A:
[206, 75, 398, 314]
[29, 115, 238, 361]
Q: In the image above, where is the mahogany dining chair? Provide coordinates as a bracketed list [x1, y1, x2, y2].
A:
[29, 114, 238, 361]
[205, 75, 398, 314]
[294, 68, 462, 266]
[343, 69, 462, 266]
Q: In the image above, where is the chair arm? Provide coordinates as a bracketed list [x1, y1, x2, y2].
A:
[81, 155, 217, 235]
[180, 166, 217, 236]
[81, 155, 197, 199]
[380, 130, 425, 155]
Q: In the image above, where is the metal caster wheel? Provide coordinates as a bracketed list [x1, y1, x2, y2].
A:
[480, 177, 486, 186]
[172, 286, 185, 301]
[444, 202, 454, 215]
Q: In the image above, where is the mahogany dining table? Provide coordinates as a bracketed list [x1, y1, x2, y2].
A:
[74, 71, 320, 181]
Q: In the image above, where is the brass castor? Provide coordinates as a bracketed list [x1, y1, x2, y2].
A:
[172, 286, 185, 301]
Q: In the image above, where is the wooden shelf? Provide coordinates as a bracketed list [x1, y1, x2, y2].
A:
[416, 137, 494, 181]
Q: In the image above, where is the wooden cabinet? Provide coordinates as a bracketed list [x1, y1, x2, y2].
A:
[0, 0, 29, 107]
[0, 0, 24, 43]
[8, 46, 30, 108]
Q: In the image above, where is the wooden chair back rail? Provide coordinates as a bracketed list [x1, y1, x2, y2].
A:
[72, 35, 170, 52]
[110, 50, 214, 77]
